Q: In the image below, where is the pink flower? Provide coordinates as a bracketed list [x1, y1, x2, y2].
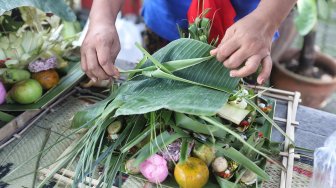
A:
[140, 154, 168, 183]
[0, 82, 6, 104]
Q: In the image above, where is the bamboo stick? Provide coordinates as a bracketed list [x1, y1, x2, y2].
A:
[285, 92, 300, 188]
[274, 117, 299, 126]
[280, 97, 293, 188]
[247, 85, 297, 96]
[279, 152, 300, 159]
[260, 92, 302, 103]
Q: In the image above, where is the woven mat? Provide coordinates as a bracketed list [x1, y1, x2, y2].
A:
[0, 94, 313, 188]
[0, 95, 90, 188]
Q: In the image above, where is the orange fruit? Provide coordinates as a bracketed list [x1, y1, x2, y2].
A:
[32, 69, 60, 90]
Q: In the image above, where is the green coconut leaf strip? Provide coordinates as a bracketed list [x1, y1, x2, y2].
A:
[163, 56, 213, 72]
[215, 175, 238, 188]
[200, 116, 283, 170]
[245, 98, 294, 144]
[215, 146, 269, 181]
[142, 69, 232, 94]
[120, 56, 214, 76]
[0, 111, 15, 122]
[175, 113, 225, 138]
[134, 131, 183, 166]
[135, 43, 171, 73]
[179, 138, 189, 163]
[120, 117, 150, 153]
[128, 56, 148, 79]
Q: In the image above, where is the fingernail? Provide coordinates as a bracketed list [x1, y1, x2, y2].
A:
[210, 49, 217, 55]
[92, 77, 97, 82]
[230, 72, 235, 77]
[258, 78, 264, 85]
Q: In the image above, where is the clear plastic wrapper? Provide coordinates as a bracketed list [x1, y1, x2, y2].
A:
[311, 131, 336, 188]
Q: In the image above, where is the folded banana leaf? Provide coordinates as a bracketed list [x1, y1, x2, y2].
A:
[102, 38, 240, 118]
[0, 62, 84, 111]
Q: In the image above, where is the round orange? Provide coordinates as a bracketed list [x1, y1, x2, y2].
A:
[174, 157, 209, 188]
[32, 69, 60, 90]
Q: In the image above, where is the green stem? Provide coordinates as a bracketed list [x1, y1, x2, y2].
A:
[179, 138, 188, 163]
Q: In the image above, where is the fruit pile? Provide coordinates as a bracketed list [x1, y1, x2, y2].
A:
[0, 7, 79, 105]
[0, 56, 60, 105]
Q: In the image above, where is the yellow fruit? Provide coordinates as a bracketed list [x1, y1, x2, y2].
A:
[32, 69, 59, 90]
[174, 157, 209, 188]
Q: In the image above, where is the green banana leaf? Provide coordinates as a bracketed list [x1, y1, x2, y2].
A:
[108, 38, 240, 117]
[0, 62, 84, 111]
[0, 0, 76, 21]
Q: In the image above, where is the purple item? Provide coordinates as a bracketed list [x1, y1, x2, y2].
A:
[0, 81, 6, 105]
[160, 140, 194, 162]
[28, 56, 57, 73]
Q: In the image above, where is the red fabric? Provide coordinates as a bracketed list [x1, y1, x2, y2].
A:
[187, 0, 236, 45]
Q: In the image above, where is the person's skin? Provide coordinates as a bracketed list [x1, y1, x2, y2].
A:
[210, 0, 297, 84]
[81, 0, 123, 82]
[81, 0, 297, 84]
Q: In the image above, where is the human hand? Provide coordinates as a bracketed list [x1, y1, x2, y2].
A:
[210, 12, 276, 85]
[81, 23, 120, 82]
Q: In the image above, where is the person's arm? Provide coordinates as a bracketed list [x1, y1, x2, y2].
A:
[81, 0, 124, 82]
[210, 0, 297, 85]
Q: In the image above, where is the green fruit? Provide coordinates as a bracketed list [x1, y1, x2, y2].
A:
[1, 69, 31, 84]
[10, 79, 43, 104]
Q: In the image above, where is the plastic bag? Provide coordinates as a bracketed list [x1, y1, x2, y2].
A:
[310, 131, 336, 188]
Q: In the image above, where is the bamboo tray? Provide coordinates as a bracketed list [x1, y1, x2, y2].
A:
[39, 86, 302, 188]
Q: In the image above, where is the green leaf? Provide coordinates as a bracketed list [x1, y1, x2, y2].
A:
[200, 116, 283, 170]
[256, 99, 276, 139]
[295, 0, 318, 35]
[175, 112, 226, 138]
[217, 104, 250, 125]
[245, 98, 294, 144]
[215, 175, 239, 188]
[216, 146, 269, 181]
[134, 131, 183, 166]
[111, 38, 240, 117]
[0, 0, 76, 21]
[0, 111, 15, 122]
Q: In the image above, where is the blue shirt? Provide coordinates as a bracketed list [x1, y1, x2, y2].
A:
[141, 0, 279, 41]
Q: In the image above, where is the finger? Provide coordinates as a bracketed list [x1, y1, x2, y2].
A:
[109, 43, 121, 78]
[96, 42, 117, 77]
[230, 55, 262, 78]
[215, 39, 240, 62]
[81, 49, 96, 81]
[257, 55, 272, 85]
[223, 47, 250, 69]
[86, 49, 109, 81]
[210, 48, 218, 56]
[80, 49, 88, 72]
